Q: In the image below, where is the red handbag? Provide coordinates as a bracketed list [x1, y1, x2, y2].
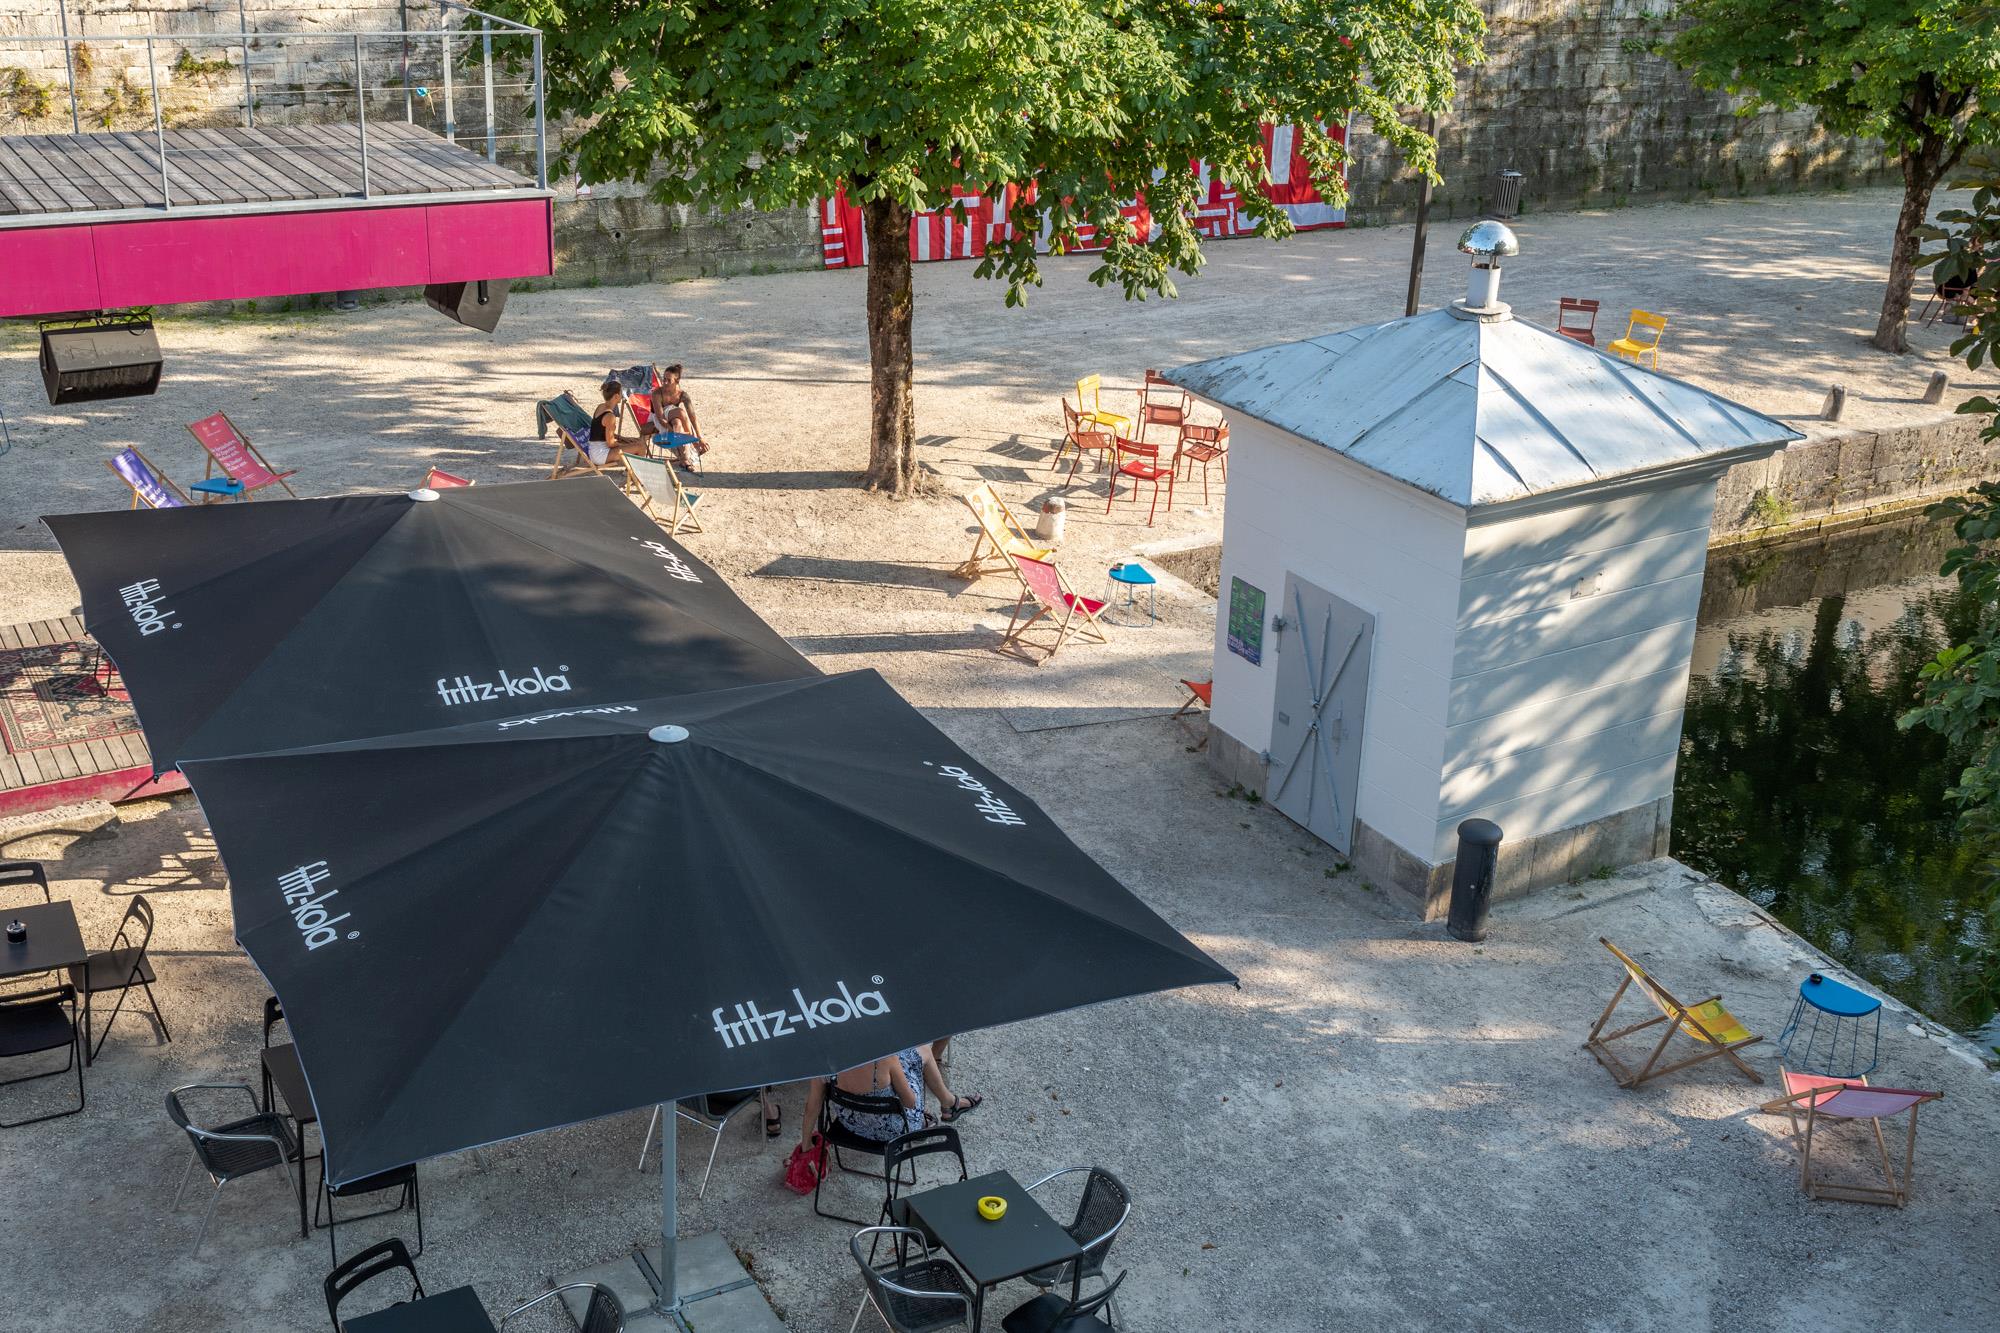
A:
[783, 1132, 827, 1196]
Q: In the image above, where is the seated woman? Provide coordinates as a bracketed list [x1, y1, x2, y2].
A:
[589, 379, 644, 468]
[797, 1042, 981, 1155]
[649, 362, 710, 471]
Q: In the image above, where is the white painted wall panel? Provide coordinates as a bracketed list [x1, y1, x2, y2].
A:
[1445, 665, 1693, 770]
[1432, 752, 1679, 860]
[1449, 618, 1697, 725]
[1461, 478, 1717, 577]
[1452, 572, 1706, 676]
[1457, 522, 1713, 625]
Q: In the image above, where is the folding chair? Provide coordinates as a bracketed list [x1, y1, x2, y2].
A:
[1555, 297, 1600, 345]
[107, 447, 192, 509]
[1761, 1071, 1942, 1207]
[186, 412, 299, 500]
[623, 450, 704, 535]
[419, 467, 473, 489]
[1000, 555, 1109, 665]
[1607, 310, 1668, 369]
[1073, 374, 1133, 438]
[1175, 679, 1211, 750]
[1584, 938, 1763, 1088]
[69, 892, 171, 1065]
[534, 392, 613, 479]
[955, 483, 1053, 580]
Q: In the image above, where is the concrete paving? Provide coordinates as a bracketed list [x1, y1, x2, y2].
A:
[0, 187, 1996, 1330]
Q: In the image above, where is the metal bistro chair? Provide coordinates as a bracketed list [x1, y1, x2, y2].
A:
[636, 1088, 764, 1197]
[0, 983, 84, 1127]
[324, 1237, 424, 1332]
[500, 1282, 625, 1332]
[69, 892, 170, 1064]
[1002, 1272, 1127, 1333]
[1021, 1167, 1131, 1319]
[0, 860, 54, 993]
[850, 1225, 973, 1333]
[167, 1082, 308, 1256]
[1137, 370, 1188, 447]
[816, 1082, 915, 1226]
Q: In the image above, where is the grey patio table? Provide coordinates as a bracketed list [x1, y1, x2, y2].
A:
[904, 1170, 1083, 1332]
[0, 900, 87, 981]
[343, 1285, 497, 1333]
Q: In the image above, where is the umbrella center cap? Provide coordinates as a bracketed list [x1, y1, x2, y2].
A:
[649, 724, 690, 744]
[407, 487, 440, 502]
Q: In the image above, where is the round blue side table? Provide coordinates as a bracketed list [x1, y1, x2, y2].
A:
[1776, 972, 1881, 1077]
[1106, 561, 1158, 625]
[191, 476, 247, 503]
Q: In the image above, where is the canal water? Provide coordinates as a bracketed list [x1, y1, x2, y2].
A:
[1678, 514, 1997, 1048]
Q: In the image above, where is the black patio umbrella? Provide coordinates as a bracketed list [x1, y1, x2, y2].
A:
[43, 477, 814, 772]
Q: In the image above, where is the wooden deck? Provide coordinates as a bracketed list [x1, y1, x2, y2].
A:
[0, 122, 534, 218]
[0, 615, 183, 816]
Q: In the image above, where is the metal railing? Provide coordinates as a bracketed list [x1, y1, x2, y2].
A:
[0, 2, 547, 213]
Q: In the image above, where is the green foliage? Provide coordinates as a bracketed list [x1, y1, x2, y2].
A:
[1, 69, 55, 121]
[1918, 146, 2000, 418]
[497, 0, 1485, 304]
[1749, 489, 1795, 530]
[172, 48, 235, 81]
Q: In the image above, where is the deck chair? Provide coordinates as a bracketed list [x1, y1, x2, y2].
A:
[955, 483, 1053, 580]
[534, 392, 612, 478]
[1175, 679, 1212, 749]
[1000, 555, 1109, 664]
[610, 364, 662, 435]
[622, 450, 703, 535]
[1761, 1071, 1943, 1206]
[185, 412, 298, 499]
[107, 448, 192, 509]
[1584, 938, 1764, 1088]
[420, 467, 473, 489]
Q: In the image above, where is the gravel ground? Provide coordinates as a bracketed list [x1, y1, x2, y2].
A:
[0, 187, 1996, 1331]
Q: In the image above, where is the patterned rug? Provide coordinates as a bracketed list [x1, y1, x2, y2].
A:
[0, 640, 141, 754]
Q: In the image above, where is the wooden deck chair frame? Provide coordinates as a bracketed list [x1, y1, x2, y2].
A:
[954, 483, 1052, 579]
[185, 411, 299, 499]
[999, 554, 1109, 665]
[1761, 1076, 1942, 1207]
[622, 450, 703, 535]
[1584, 937, 1764, 1088]
[540, 392, 614, 480]
[1174, 678, 1212, 750]
[106, 447, 193, 509]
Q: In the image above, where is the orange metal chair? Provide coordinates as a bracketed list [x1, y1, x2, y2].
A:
[1054, 398, 1117, 481]
[1105, 436, 1174, 526]
[1138, 370, 1188, 446]
[1174, 422, 1229, 504]
[1555, 297, 1599, 346]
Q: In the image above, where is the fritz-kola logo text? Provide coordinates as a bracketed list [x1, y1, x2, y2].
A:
[713, 977, 890, 1049]
[120, 578, 181, 635]
[631, 536, 703, 584]
[278, 860, 356, 951]
[436, 665, 574, 706]
[924, 762, 1026, 827]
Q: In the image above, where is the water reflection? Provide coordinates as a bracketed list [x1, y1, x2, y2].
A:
[1676, 518, 1995, 1040]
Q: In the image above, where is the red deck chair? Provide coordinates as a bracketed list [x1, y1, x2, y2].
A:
[1556, 297, 1600, 346]
[1106, 436, 1174, 526]
[186, 412, 299, 500]
[1762, 1072, 1943, 1207]
[1138, 370, 1188, 446]
[1000, 555, 1110, 664]
[1175, 678, 1212, 749]
[421, 467, 474, 489]
[1174, 422, 1229, 504]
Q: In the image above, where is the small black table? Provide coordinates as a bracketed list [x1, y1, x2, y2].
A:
[0, 900, 87, 981]
[343, 1286, 497, 1333]
[905, 1170, 1082, 1332]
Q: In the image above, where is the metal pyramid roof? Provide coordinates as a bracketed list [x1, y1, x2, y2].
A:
[1163, 306, 1802, 510]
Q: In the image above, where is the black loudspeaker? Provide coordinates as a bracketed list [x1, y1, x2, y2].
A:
[39, 321, 163, 405]
[423, 278, 509, 333]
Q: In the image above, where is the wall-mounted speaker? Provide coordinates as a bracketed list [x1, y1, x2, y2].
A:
[39, 320, 163, 405]
[423, 279, 509, 333]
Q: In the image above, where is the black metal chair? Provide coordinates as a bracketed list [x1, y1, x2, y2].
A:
[500, 1282, 624, 1332]
[849, 1225, 973, 1333]
[882, 1125, 967, 1235]
[1021, 1168, 1130, 1317]
[0, 983, 83, 1127]
[815, 1081, 914, 1225]
[1001, 1272, 1126, 1333]
[68, 892, 169, 1063]
[319, 1161, 423, 1265]
[0, 861, 53, 993]
[166, 1081, 307, 1256]
[636, 1087, 763, 1197]
[324, 1236, 424, 1332]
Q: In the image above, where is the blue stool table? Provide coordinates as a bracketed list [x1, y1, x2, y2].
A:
[1106, 561, 1158, 625]
[1777, 972, 1881, 1077]
[191, 476, 246, 503]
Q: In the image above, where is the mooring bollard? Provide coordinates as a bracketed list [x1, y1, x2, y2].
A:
[1923, 370, 1950, 405]
[1821, 384, 1846, 422]
[1035, 497, 1066, 543]
[1446, 818, 1504, 942]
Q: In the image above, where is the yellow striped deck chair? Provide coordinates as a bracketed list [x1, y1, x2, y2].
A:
[954, 483, 1053, 580]
[1584, 937, 1764, 1088]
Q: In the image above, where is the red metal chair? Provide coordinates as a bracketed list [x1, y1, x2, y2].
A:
[1174, 422, 1229, 503]
[1106, 436, 1174, 526]
[1055, 399, 1120, 487]
[1556, 297, 1600, 346]
[1139, 370, 1188, 446]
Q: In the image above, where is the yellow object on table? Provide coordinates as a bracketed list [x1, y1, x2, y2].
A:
[977, 1195, 1008, 1221]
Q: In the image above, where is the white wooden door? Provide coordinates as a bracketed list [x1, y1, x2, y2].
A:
[1266, 575, 1373, 853]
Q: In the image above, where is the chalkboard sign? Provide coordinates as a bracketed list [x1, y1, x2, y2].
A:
[1227, 576, 1266, 665]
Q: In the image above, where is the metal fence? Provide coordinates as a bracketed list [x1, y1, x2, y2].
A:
[0, 2, 547, 206]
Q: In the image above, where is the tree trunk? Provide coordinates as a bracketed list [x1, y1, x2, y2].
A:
[861, 196, 917, 496]
[1873, 138, 1948, 354]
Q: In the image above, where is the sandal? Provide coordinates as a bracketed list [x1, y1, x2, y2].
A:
[765, 1103, 783, 1139]
[940, 1093, 982, 1123]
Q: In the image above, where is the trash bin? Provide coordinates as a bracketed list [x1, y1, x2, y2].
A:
[1035, 497, 1066, 544]
[1492, 170, 1525, 219]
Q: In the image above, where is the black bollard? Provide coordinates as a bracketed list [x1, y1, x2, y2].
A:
[1446, 818, 1504, 942]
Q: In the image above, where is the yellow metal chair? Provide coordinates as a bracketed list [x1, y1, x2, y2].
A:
[1074, 374, 1134, 438]
[1607, 310, 1667, 368]
[1584, 937, 1764, 1088]
[955, 483, 1053, 579]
